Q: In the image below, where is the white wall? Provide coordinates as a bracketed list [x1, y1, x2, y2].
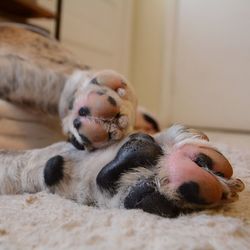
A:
[30, 0, 133, 76]
[30, 1, 172, 126]
[131, 0, 250, 131]
[169, 0, 250, 131]
[130, 0, 168, 123]
[17, 1, 250, 131]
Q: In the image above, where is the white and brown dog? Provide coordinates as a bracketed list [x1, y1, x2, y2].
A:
[0, 24, 244, 217]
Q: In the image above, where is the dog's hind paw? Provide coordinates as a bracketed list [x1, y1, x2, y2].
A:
[62, 70, 137, 150]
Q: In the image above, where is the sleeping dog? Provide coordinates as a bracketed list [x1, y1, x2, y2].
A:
[0, 25, 244, 217]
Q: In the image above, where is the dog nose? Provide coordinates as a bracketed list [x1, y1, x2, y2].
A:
[73, 118, 81, 129]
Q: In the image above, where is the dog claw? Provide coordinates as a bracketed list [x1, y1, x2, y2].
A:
[227, 178, 245, 192]
[118, 115, 129, 129]
[117, 88, 126, 97]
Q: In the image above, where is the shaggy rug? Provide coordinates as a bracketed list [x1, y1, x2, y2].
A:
[0, 139, 249, 250]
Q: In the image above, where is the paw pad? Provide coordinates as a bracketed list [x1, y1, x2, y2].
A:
[78, 106, 91, 116]
[65, 70, 137, 150]
[44, 155, 64, 186]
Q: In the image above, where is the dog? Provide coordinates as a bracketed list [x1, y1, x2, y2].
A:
[0, 24, 244, 217]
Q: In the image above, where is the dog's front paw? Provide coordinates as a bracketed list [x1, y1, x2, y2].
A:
[62, 70, 137, 150]
[157, 144, 244, 206]
[122, 143, 244, 217]
[153, 126, 245, 212]
[93, 125, 245, 217]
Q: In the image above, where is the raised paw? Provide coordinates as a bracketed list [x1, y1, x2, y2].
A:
[61, 70, 137, 150]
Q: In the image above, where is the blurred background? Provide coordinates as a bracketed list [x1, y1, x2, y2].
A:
[0, 0, 249, 133]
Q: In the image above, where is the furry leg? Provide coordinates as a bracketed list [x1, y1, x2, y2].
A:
[0, 142, 73, 194]
[0, 53, 66, 114]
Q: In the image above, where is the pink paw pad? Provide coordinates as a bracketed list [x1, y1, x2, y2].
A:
[91, 70, 127, 91]
[162, 144, 243, 205]
[68, 70, 136, 150]
[76, 91, 120, 120]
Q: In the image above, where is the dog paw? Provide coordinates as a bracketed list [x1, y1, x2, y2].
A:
[156, 143, 245, 210]
[120, 126, 245, 217]
[122, 142, 245, 217]
[62, 70, 137, 150]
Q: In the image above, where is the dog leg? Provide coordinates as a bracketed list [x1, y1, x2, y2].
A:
[0, 53, 137, 149]
[0, 27, 138, 150]
[0, 53, 66, 114]
[0, 140, 121, 204]
[0, 142, 78, 195]
[0, 57, 137, 150]
[0, 25, 86, 114]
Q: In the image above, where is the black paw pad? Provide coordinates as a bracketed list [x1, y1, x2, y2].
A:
[79, 107, 91, 116]
[107, 96, 117, 106]
[44, 155, 64, 186]
[96, 89, 107, 96]
[73, 118, 81, 129]
[194, 154, 225, 177]
[142, 113, 160, 132]
[80, 134, 91, 147]
[128, 133, 155, 143]
[90, 77, 99, 85]
[68, 97, 75, 110]
[124, 180, 180, 218]
[178, 181, 206, 205]
[69, 135, 85, 150]
[124, 181, 155, 209]
[96, 133, 163, 194]
[194, 153, 213, 170]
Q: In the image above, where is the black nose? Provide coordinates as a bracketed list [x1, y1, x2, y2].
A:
[73, 118, 81, 129]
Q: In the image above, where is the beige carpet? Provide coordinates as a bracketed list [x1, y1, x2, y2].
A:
[0, 138, 250, 250]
